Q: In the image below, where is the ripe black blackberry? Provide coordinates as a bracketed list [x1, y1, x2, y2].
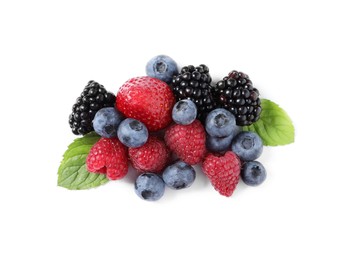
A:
[171, 64, 214, 122]
[69, 81, 116, 135]
[212, 71, 262, 126]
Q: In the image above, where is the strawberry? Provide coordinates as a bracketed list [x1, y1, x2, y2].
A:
[116, 76, 175, 131]
[86, 138, 128, 180]
[165, 120, 206, 165]
[202, 151, 241, 197]
[129, 136, 170, 173]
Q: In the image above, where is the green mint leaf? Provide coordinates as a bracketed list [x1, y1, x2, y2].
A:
[57, 132, 109, 190]
[243, 99, 294, 146]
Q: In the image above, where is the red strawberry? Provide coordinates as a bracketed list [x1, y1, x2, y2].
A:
[116, 76, 175, 131]
[86, 138, 128, 180]
[129, 136, 170, 173]
[202, 151, 241, 197]
[165, 120, 206, 165]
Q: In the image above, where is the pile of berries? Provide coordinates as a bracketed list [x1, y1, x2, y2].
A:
[69, 55, 267, 201]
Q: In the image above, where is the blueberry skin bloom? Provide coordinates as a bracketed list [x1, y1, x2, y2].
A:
[146, 55, 178, 83]
[135, 173, 165, 201]
[93, 107, 124, 138]
[241, 161, 267, 186]
[172, 99, 197, 125]
[117, 118, 149, 148]
[206, 126, 241, 152]
[162, 161, 196, 190]
[231, 131, 263, 161]
[205, 108, 236, 137]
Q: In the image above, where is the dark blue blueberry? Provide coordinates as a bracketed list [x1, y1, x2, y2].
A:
[206, 126, 241, 152]
[92, 107, 124, 138]
[162, 161, 196, 190]
[205, 108, 236, 137]
[231, 131, 263, 161]
[241, 161, 266, 186]
[135, 173, 165, 201]
[117, 118, 148, 148]
[172, 99, 197, 125]
[146, 55, 178, 83]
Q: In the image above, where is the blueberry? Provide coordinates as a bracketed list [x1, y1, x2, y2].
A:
[241, 161, 266, 186]
[172, 99, 197, 125]
[135, 173, 165, 201]
[117, 118, 148, 148]
[206, 126, 241, 152]
[92, 107, 124, 138]
[205, 108, 236, 137]
[162, 161, 196, 190]
[146, 55, 178, 83]
[231, 131, 263, 161]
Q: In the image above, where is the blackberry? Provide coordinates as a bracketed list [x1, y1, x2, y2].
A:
[212, 71, 262, 126]
[69, 80, 116, 135]
[171, 64, 214, 122]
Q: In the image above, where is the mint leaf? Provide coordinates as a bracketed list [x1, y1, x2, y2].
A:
[58, 132, 109, 190]
[243, 99, 294, 146]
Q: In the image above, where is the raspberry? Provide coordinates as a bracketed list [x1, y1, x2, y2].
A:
[86, 138, 128, 180]
[202, 151, 241, 197]
[69, 81, 116, 135]
[164, 120, 206, 165]
[116, 76, 175, 131]
[129, 136, 170, 173]
[212, 71, 262, 126]
[171, 65, 214, 122]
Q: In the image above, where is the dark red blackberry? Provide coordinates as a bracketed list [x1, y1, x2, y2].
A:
[212, 71, 262, 126]
[171, 64, 214, 122]
[69, 81, 116, 135]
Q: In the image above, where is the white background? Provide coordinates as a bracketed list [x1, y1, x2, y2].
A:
[0, 0, 356, 259]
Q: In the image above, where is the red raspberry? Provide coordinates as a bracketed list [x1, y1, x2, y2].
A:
[116, 76, 175, 131]
[129, 136, 170, 173]
[202, 151, 241, 197]
[164, 120, 206, 165]
[86, 138, 129, 180]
